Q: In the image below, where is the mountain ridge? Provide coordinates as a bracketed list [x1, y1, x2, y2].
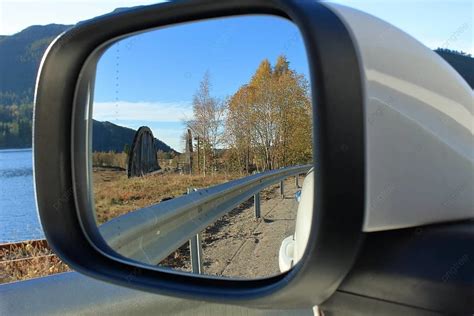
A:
[0, 24, 72, 105]
[93, 120, 178, 153]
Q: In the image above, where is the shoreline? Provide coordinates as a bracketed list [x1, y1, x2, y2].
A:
[0, 147, 32, 152]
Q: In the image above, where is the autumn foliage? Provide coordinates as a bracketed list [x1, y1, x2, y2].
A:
[189, 55, 312, 174]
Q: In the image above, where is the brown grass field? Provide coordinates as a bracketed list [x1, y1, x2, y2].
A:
[0, 240, 70, 284]
[93, 168, 238, 224]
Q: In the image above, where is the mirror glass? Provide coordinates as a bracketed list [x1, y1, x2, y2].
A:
[90, 15, 313, 279]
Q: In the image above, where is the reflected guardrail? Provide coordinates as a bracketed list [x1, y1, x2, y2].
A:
[99, 165, 311, 269]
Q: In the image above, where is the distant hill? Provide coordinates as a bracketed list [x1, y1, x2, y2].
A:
[0, 25, 71, 148]
[435, 48, 474, 89]
[92, 120, 177, 153]
[0, 24, 72, 105]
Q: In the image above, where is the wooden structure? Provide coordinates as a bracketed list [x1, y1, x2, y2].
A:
[127, 126, 160, 178]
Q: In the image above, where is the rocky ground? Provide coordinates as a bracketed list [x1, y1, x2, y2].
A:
[160, 176, 303, 279]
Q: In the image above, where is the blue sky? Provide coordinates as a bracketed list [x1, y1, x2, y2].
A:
[94, 17, 308, 103]
[2, 0, 471, 53]
[1, 0, 472, 151]
[333, 0, 473, 54]
[92, 15, 308, 151]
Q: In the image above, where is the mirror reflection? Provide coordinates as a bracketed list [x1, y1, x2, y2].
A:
[91, 15, 313, 279]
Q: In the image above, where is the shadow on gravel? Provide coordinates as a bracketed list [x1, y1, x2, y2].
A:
[158, 184, 284, 273]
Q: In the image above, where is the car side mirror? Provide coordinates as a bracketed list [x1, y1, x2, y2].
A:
[33, 0, 473, 310]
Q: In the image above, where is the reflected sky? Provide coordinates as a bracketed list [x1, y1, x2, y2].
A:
[93, 15, 308, 151]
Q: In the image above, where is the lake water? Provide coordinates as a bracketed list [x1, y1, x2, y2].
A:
[0, 148, 44, 243]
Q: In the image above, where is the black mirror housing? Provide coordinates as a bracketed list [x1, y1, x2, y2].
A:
[33, 0, 365, 308]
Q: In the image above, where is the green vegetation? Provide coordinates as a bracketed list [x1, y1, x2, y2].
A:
[0, 24, 70, 148]
[0, 103, 32, 148]
[0, 24, 71, 105]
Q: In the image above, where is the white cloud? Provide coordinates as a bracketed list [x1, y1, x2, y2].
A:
[150, 127, 186, 152]
[93, 100, 192, 122]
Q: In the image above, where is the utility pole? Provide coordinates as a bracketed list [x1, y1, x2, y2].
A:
[186, 129, 193, 174]
[194, 136, 201, 175]
[203, 143, 206, 177]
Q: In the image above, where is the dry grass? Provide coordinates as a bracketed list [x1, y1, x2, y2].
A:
[0, 240, 70, 284]
[92, 151, 128, 169]
[93, 169, 238, 224]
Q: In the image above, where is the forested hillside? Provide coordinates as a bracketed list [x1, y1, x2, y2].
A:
[92, 120, 176, 153]
[0, 24, 71, 148]
[0, 24, 72, 105]
[435, 48, 473, 88]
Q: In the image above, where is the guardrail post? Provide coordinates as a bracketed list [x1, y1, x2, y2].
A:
[280, 180, 284, 198]
[295, 175, 299, 188]
[190, 233, 203, 274]
[254, 192, 261, 218]
[187, 187, 203, 274]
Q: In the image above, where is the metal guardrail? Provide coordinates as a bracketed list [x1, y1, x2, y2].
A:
[99, 165, 311, 268]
